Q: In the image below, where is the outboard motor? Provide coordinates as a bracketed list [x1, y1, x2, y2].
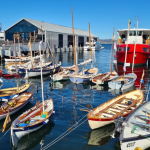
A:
[111, 116, 124, 138]
[120, 81, 124, 90]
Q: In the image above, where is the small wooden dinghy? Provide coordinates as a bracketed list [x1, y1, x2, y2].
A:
[24, 62, 61, 78]
[118, 101, 150, 150]
[11, 99, 54, 146]
[51, 66, 79, 82]
[92, 71, 117, 85]
[0, 92, 33, 120]
[87, 89, 144, 130]
[0, 83, 30, 99]
[108, 73, 137, 90]
[70, 67, 99, 84]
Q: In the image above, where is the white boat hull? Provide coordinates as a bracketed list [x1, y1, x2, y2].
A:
[88, 119, 114, 130]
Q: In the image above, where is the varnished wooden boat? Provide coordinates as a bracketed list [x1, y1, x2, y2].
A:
[87, 89, 144, 130]
[92, 71, 117, 85]
[0, 92, 33, 120]
[70, 67, 99, 84]
[0, 83, 30, 98]
[11, 99, 54, 146]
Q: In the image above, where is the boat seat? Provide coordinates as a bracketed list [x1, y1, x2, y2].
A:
[102, 112, 115, 117]
[110, 107, 122, 112]
[116, 103, 128, 107]
[31, 116, 45, 120]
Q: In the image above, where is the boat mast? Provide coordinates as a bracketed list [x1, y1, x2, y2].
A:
[41, 26, 45, 59]
[39, 36, 45, 114]
[71, 6, 76, 66]
[111, 28, 115, 74]
[132, 18, 139, 73]
[124, 19, 131, 75]
[29, 34, 33, 69]
[89, 23, 93, 68]
[52, 34, 55, 69]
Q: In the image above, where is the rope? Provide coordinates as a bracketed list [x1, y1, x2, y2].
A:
[50, 91, 92, 111]
[41, 115, 87, 150]
[0, 128, 10, 141]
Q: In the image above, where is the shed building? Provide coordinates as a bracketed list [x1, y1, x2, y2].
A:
[4, 18, 98, 49]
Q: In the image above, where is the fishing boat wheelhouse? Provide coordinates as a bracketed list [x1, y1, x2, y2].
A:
[116, 29, 150, 66]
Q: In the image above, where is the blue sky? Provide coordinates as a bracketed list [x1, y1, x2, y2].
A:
[1, 0, 150, 39]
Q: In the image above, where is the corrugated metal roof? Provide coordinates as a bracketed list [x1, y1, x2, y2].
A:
[5, 18, 98, 37]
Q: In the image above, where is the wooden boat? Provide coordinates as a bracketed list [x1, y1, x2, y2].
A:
[11, 98, 54, 146]
[92, 71, 117, 85]
[0, 83, 30, 99]
[12, 117, 54, 149]
[4, 55, 42, 64]
[0, 92, 33, 120]
[108, 73, 137, 90]
[18, 60, 52, 73]
[51, 66, 78, 81]
[118, 101, 150, 150]
[24, 62, 61, 78]
[87, 89, 144, 130]
[51, 59, 92, 82]
[70, 67, 99, 84]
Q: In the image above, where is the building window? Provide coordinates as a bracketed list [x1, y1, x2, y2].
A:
[5, 19, 38, 42]
[87, 37, 89, 42]
[58, 34, 63, 48]
[68, 35, 74, 47]
[78, 36, 84, 47]
[94, 38, 97, 42]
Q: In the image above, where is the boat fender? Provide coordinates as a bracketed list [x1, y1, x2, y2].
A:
[134, 147, 142, 150]
[44, 119, 49, 125]
[127, 101, 132, 105]
[53, 111, 55, 115]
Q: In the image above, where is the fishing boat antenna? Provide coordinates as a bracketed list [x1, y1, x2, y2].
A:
[124, 19, 131, 75]
[132, 18, 139, 73]
[111, 28, 115, 74]
[71, 6, 76, 66]
[89, 23, 93, 68]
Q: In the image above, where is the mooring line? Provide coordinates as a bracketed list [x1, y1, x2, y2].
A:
[41, 114, 87, 150]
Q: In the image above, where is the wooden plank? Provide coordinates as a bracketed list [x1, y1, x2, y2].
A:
[95, 96, 125, 116]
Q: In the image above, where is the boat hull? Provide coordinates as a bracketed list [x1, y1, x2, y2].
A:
[116, 51, 149, 66]
[70, 77, 90, 84]
[24, 65, 60, 78]
[88, 118, 114, 130]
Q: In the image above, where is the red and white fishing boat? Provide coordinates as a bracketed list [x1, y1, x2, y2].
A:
[116, 28, 150, 66]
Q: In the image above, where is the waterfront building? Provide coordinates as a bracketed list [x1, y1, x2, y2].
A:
[4, 18, 98, 49]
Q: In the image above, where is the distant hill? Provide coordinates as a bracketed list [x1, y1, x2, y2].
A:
[99, 39, 116, 44]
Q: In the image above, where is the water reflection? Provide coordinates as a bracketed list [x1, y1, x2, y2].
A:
[87, 124, 115, 147]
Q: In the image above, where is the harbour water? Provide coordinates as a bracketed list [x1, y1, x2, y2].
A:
[0, 44, 149, 150]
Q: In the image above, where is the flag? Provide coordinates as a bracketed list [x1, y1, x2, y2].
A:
[140, 70, 144, 83]
[0, 23, 2, 32]
[128, 19, 131, 30]
[2, 112, 11, 132]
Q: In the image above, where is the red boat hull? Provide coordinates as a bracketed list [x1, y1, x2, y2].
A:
[116, 44, 150, 66]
